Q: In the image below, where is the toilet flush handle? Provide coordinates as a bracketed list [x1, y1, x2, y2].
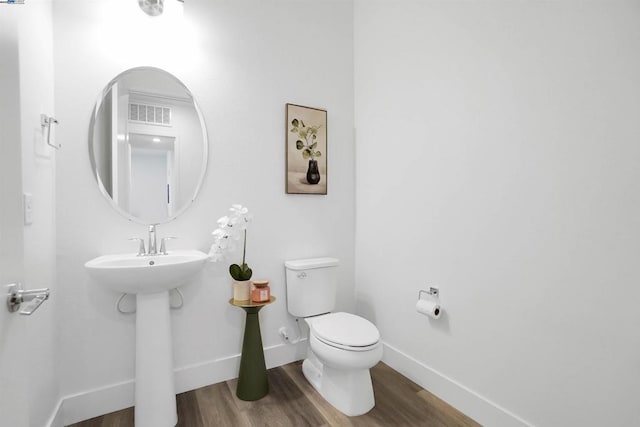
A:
[297, 272, 307, 279]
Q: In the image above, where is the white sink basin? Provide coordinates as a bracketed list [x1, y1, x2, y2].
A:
[85, 249, 208, 294]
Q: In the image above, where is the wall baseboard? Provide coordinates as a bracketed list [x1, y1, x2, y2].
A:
[382, 342, 533, 427]
[50, 340, 526, 426]
[46, 398, 64, 427]
[59, 340, 307, 426]
[61, 379, 135, 426]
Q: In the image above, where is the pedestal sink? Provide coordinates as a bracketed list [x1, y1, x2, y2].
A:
[85, 250, 208, 427]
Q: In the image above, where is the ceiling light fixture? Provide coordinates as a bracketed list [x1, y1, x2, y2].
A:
[138, 0, 163, 16]
[138, 0, 183, 17]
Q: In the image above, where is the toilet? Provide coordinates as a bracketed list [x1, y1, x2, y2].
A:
[285, 257, 383, 416]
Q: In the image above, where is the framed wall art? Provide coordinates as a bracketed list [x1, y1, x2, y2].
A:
[286, 103, 327, 195]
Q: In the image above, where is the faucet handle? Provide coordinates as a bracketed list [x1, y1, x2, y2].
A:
[129, 238, 146, 256]
[160, 237, 177, 255]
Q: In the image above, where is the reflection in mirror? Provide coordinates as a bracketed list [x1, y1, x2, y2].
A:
[89, 67, 208, 224]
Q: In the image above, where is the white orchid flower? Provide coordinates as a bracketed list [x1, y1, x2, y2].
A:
[212, 228, 227, 239]
[208, 243, 225, 261]
[209, 204, 252, 274]
[230, 204, 248, 215]
[217, 216, 231, 228]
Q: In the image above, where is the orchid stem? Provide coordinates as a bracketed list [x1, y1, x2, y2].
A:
[242, 229, 247, 266]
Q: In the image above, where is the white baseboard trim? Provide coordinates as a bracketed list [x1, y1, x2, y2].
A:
[174, 339, 308, 394]
[382, 342, 533, 427]
[62, 379, 135, 426]
[46, 397, 64, 427]
[61, 340, 307, 426]
[50, 340, 527, 426]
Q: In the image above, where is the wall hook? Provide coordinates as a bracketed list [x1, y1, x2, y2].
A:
[41, 114, 60, 149]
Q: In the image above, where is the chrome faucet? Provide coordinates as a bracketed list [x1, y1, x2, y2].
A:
[148, 225, 158, 255]
[130, 225, 175, 256]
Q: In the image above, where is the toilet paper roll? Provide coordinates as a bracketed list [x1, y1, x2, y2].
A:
[416, 299, 441, 319]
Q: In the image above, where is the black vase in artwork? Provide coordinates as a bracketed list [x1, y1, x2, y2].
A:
[306, 159, 320, 184]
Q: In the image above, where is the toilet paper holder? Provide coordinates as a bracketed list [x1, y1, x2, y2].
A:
[418, 287, 439, 299]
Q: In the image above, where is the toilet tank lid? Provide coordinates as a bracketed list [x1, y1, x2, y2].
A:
[285, 257, 339, 271]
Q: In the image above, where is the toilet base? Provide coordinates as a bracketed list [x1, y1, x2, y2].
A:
[302, 353, 375, 416]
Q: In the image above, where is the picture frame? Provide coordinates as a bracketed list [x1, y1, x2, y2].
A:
[286, 103, 327, 195]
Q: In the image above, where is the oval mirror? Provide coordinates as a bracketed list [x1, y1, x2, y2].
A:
[89, 67, 208, 224]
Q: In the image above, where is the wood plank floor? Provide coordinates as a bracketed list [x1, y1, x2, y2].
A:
[69, 362, 480, 427]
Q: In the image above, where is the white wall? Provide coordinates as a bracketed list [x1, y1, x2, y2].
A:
[0, 1, 59, 426]
[12, 1, 61, 426]
[354, 1, 640, 426]
[53, 0, 354, 423]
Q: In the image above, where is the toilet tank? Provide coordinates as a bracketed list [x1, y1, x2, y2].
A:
[285, 257, 339, 318]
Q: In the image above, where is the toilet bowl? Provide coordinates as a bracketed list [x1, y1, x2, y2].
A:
[284, 257, 382, 416]
[302, 312, 383, 416]
[307, 312, 382, 368]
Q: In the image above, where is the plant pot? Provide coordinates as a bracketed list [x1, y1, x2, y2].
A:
[306, 159, 320, 185]
[233, 280, 252, 302]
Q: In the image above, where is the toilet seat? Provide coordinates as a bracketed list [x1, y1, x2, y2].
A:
[309, 312, 380, 351]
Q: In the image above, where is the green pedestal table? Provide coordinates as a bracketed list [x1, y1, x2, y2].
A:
[228, 296, 276, 401]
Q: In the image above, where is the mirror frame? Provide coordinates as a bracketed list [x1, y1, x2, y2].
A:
[88, 66, 208, 225]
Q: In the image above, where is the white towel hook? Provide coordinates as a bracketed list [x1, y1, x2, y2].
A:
[40, 114, 60, 149]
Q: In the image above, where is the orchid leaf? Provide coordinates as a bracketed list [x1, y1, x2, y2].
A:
[229, 263, 252, 281]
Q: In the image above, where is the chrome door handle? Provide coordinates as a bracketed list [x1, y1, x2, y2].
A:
[6, 283, 50, 315]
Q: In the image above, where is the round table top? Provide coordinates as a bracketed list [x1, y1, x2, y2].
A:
[228, 296, 276, 308]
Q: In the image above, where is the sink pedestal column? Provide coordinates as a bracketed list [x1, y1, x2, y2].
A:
[136, 291, 177, 427]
